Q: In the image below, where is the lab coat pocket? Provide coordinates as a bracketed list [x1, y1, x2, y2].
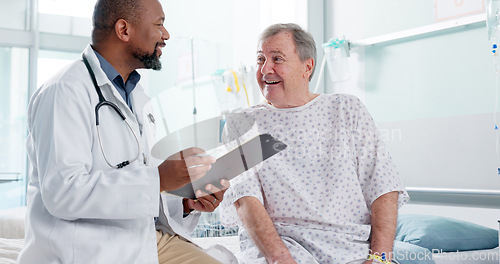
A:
[73, 219, 142, 263]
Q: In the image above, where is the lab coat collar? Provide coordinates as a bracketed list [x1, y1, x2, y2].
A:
[82, 45, 138, 116]
[82, 44, 114, 89]
[82, 45, 152, 135]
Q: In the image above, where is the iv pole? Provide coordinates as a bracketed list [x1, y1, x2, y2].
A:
[190, 37, 198, 146]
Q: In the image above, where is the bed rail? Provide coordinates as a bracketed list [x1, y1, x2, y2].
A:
[0, 173, 21, 184]
[406, 187, 500, 209]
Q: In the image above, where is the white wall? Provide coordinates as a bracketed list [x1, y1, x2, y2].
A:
[324, 0, 500, 224]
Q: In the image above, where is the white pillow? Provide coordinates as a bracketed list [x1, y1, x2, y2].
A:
[0, 207, 26, 239]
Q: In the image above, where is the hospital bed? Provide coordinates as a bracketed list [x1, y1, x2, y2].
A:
[0, 207, 25, 263]
[0, 207, 498, 264]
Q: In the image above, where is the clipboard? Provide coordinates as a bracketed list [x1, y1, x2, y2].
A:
[166, 133, 287, 199]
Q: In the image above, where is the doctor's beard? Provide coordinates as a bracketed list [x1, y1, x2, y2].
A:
[133, 42, 162, 70]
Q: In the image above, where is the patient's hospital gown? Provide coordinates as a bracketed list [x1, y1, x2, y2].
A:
[220, 94, 409, 264]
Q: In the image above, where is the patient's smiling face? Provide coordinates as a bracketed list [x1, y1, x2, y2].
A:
[256, 31, 313, 108]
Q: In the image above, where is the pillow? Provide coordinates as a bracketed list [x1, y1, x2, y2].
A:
[0, 207, 26, 239]
[396, 214, 499, 252]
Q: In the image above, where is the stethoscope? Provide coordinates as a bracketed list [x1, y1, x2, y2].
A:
[82, 54, 140, 169]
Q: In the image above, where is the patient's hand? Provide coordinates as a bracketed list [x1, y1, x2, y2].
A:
[184, 179, 230, 213]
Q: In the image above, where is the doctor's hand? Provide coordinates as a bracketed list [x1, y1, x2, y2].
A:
[157, 147, 216, 192]
[184, 179, 230, 213]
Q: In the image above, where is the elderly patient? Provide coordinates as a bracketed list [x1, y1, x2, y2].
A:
[220, 23, 409, 264]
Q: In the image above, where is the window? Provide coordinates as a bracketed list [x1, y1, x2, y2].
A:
[0, 0, 29, 30]
[37, 50, 80, 87]
[38, 0, 95, 36]
[0, 47, 29, 209]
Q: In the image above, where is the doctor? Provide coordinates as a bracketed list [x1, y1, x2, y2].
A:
[17, 0, 228, 263]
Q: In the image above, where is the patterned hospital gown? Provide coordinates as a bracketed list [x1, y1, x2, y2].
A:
[220, 94, 409, 264]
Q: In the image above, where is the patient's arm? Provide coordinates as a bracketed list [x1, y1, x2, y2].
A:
[235, 196, 297, 264]
[366, 191, 398, 263]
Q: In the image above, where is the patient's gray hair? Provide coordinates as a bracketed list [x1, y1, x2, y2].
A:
[259, 23, 317, 81]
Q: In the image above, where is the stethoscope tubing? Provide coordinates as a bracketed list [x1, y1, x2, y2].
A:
[82, 54, 141, 169]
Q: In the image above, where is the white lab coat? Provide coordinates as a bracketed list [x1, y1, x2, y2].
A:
[18, 45, 200, 264]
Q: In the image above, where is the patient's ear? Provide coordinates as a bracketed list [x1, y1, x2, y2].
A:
[304, 58, 314, 79]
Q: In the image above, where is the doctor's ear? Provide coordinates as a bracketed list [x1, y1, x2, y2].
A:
[114, 19, 131, 42]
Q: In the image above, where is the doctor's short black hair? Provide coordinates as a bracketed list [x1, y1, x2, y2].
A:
[91, 0, 145, 44]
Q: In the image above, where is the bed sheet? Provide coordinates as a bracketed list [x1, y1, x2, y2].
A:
[193, 236, 240, 254]
[195, 237, 500, 264]
[0, 238, 23, 264]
